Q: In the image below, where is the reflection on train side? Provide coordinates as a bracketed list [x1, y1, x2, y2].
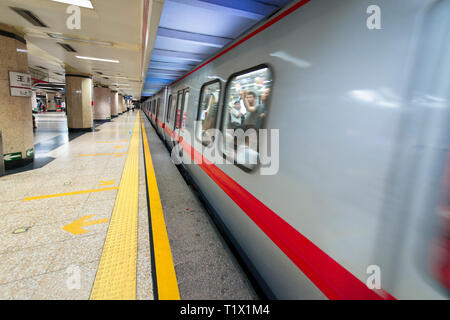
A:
[429, 152, 450, 292]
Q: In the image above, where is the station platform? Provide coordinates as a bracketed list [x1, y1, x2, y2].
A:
[0, 111, 257, 300]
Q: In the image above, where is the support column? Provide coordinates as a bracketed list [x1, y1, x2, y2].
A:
[31, 91, 37, 111]
[65, 74, 93, 131]
[93, 87, 111, 121]
[0, 24, 34, 169]
[118, 94, 124, 114]
[110, 90, 119, 118]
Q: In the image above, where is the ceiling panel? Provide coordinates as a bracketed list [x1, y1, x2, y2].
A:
[142, 0, 291, 97]
[0, 0, 164, 99]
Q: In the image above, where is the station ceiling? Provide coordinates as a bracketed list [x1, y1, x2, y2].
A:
[142, 0, 291, 97]
[0, 0, 163, 99]
[0, 0, 290, 99]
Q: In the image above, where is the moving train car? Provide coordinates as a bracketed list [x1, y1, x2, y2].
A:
[141, 0, 450, 299]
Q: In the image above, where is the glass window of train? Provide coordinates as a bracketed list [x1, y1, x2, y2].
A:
[167, 95, 173, 123]
[221, 66, 272, 170]
[169, 94, 177, 125]
[175, 91, 183, 129]
[181, 89, 189, 130]
[156, 98, 161, 121]
[196, 80, 221, 146]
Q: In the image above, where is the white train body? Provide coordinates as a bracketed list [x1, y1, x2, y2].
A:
[142, 0, 450, 299]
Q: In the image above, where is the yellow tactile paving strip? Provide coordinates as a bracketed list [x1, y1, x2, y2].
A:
[141, 115, 180, 300]
[90, 113, 141, 300]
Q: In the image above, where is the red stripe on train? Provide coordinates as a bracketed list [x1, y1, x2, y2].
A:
[154, 120, 395, 300]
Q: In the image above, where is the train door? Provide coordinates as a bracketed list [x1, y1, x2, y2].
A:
[179, 88, 189, 140]
[171, 90, 183, 147]
[155, 98, 160, 125]
[164, 94, 175, 147]
[170, 88, 189, 164]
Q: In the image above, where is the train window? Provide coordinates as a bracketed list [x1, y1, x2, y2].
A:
[167, 95, 173, 122]
[181, 89, 189, 130]
[169, 94, 177, 125]
[220, 65, 272, 171]
[156, 98, 161, 122]
[196, 80, 221, 146]
[175, 91, 183, 129]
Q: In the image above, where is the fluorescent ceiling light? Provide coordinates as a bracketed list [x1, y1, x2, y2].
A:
[76, 56, 119, 63]
[100, 75, 127, 79]
[48, 33, 112, 46]
[16, 48, 28, 53]
[51, 0, 94, 9]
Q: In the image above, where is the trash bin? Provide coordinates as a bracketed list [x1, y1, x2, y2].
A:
[0, 130, 4, 176]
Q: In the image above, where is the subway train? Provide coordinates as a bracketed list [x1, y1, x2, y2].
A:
[141, 0, 450, 299]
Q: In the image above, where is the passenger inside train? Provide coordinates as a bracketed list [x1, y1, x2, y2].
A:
[221, 67, 272, 168]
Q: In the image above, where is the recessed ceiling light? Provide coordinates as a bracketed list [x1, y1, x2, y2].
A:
[48, 33, 112, 46]
[51, 0, 94, 9]
[76, 56, 119, 63]
[112, 83, 130, 86]
[108, 76, 127, 79]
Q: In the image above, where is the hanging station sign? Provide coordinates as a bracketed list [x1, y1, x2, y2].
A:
[9, 71, 32, 97]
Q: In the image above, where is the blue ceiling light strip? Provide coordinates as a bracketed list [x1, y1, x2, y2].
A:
[168, 0, 276, 20]
[197, 0, 278, 16]
[146, 78, 174, 83]
[149, 61, 197, 71]
[152, 49, 206, 62]
[157, 27, 232, 48]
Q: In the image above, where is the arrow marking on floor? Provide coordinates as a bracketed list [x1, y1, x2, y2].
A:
[99, 180, 115, 186]
[62, 215, 108, 235]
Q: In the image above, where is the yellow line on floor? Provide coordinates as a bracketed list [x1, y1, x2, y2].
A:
[95, 140, 129, 143]
[141, 115, 180, 300]
[90, 112, 141, 300]
[23, 187, 119, 201]
[78, 152, 127, 157]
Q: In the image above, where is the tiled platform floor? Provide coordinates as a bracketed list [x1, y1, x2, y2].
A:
[0, 111, 153, 300]
[0, 110, 257, 300]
